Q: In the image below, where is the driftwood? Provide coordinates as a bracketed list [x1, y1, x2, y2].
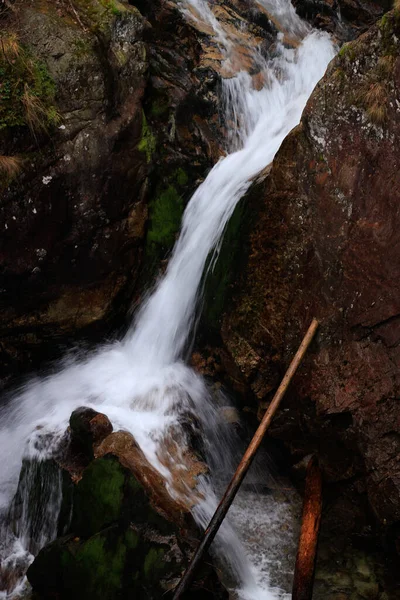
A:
[292, 455, 322, 600]
[173, 318, 319, 599]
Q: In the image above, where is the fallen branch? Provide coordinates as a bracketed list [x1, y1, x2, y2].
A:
[173, 317, 319, 599]
[292, 455, 322, 600]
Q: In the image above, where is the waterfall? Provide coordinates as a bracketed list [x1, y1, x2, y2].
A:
[0, 0, 335, 597]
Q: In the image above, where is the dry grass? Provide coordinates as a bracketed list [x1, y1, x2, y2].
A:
[0, 154, 23, 178]
[394, 0, 400, 12]
[356, 80, 389, 125]
[0, 32, 20, 62]
[364, 82, 387, 106]
[376, 54, 395, 77]
[367, 103, 387, 124]
[22, 84, 52, 133]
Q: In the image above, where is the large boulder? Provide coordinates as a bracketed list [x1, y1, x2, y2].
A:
[24, 409, 226, 599]
[219, 10, 400, 550]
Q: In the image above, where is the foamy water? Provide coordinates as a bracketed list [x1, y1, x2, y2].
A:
[0, 0, 335, 597]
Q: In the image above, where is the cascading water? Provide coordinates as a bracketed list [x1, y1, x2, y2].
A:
[0, 0, 335, 597]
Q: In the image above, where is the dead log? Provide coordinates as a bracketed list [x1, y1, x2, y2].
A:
[292, 455, 322, 600]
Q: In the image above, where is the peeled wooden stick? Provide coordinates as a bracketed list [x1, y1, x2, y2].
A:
[292, 455, 322, 600]
[173, 318, 319, 599]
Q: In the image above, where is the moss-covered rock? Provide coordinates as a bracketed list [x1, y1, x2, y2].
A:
[72, 456, 127, 537]
[26, 414, 227, 600]
[201, 197, 247, 333]
[137, 111, 157, 163]
[143, 168, 190, 272]
[0, 0, 228, 376]
[27, 524, 182, 600]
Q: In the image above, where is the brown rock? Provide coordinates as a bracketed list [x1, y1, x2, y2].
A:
[220, 12, 400, 545]
[96, 429, 207, 524]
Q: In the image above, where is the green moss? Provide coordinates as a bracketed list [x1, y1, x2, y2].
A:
[125, 528, 140, 550]
[147, 184, 183, 248]
[143, 547, 165, 579]
[150, 96, 169, 118]
[72, 456, 125, 537]
[201, 198, 245, 331]
[72, 38, 92, 58]
[145, 168, 189, 255]
[378, 11, 400, 55]
[77, 534, 126, 593]
[0, 38, 59, 132]
[138, 111, 156, 163]
[174, 167, 189, 187]
[72, 0, 129, 34]
[338, 42, 356, 62]
[100, 0, 123, 16]
[55, 529, 128, 600]
[379, 11, 391, 32]
[29, 523, 181, 599]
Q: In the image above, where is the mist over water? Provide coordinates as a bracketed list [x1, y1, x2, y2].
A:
[0, 0, 334, 597]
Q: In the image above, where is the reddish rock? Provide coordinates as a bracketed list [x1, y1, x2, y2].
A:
[221, 11, 400, 545]
[96, 429, 208, 524]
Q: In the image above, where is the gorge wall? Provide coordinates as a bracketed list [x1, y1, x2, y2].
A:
[0, 0, 230, 377]
[216, 9, 400, 554]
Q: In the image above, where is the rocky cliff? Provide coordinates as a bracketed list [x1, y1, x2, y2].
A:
[218, 8, 400, 554]
[0, 0, 232, 377]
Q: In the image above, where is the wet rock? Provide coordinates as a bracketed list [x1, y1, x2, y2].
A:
[219, 10, 400, 552]
[27, 522, 227, 600]
[7, 430, 73, 556]
[96, 428, 208, 520]
[69, 406, 113, 460]
[294, 0, 391, 40]
[26, 412, 227, 599]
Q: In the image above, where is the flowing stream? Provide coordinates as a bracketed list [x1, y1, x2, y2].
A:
[0, 0, 335, 598]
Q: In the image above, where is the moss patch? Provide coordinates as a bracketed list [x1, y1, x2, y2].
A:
[175, 167, 189, 187]
[201, 198, 245, 332]
[138, 111, 156, 163]
[378, 10, 400, 55]
[0, 34, 59, 132]
[149, 96, 170, 118]
[338, 42, 356, 62]
[28, 524, 182, 600]
[143, 546, 166, 579]
[147, 185, 183, 247]
[72, 456, 126, 537]
[72, 0, 129, 32]
[144, 168, 190, 261]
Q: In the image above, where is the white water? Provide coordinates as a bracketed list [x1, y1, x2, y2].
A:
[0, 0, 334, 597]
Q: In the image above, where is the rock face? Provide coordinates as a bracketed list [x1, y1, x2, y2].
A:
[294, 0, 392, 39]
[0, 0, 227, 376]
[25, 408, 226, 599]
[0, 0, 150, 373]
[219, 10, 400, 550]
[0, 0, 281, 378]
